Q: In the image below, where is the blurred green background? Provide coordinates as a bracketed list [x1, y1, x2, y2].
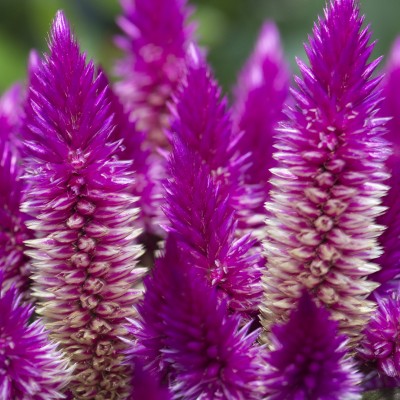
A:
[1, 0, 400, 93]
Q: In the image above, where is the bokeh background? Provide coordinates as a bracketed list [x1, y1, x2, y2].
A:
[1, 0, 400, 93]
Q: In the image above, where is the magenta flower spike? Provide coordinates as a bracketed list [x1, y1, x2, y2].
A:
[114, 0, 194, 237]
[358, 291, 400, 380]
[165, 49, 262, 318]
[115, 0, 194, 150]
[260, 0, 389, 343]
[135, 238, 265, 399]
[0, 274, 72, 399]
[265, 292, 362, 400]
[22, 12, 145, 399]
[232, 21, 289, 235]
[370, 37, 400, 293]
[0, 85, 32, 298]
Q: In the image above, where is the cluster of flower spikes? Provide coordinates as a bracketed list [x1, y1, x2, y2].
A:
[1, 0, 400, 397]
[0, 272, 71, 399]
[0, 85, 32, 298]
[133, 237, 266, 400]
[21, 12, 145, 399]
[260, 0, 390, 345]
[114, 0, 196, 239]
[164, 46, 263, 319]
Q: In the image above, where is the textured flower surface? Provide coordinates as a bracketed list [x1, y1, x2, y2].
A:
[0, 275, 71, 400]
[97, 69, 159, 239]
[370, 37, 400, 293]
[165, 49, 262, 318]
[0, 85, 32, 298]
[260, 0, 389, 343]
[232, 21, 289, 236]
[358, 291, 400, 380]
[135, 238, 265, 400]
[22, 12, 144, 399]
[265, 292, 361, 400]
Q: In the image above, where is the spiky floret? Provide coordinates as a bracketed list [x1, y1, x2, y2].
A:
[135, 238, 265, 399]
[265, 292, 362, 399]
[0, 276, 71, 399]
[260, 0, 389, 343]
[232, 21, 289, 236]
[370, 37, 400, 293]
[22, 12, 145, 399]
[0, 85, 32, 298]
[115, 0, 194, 149]
[165, 50, 262, 318]
[358, 291, 400, 380]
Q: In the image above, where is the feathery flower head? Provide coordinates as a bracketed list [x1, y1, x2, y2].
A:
[370, 37, 400, 293]
[233, 21, 289, 194]
[232, 21, 289, 235]
[136, 237, 265, 399]
[261, 0, 389, 343]
[0, 85, 32, 298]
[22, 11, 144, 399]
[115, 0, 194, 149]
[358, 291, 400, 379]
[165, 48, 263, 318]
[0, 273, 71, 399]
[171, 46, 240, 176]
[265, 292, 362, 400]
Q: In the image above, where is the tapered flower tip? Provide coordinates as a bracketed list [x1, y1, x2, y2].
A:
[28, 49, 41, 81]
[265, 292, 362, 399]
[52, 10, 69, 38]
[0, 281, 71, 399]
[0, 83, 22, 140]
[130, 360, 172, 400]
[186, 42, 203, 68]
[358, 291, 400, 378]
[241, 22, 285, 90]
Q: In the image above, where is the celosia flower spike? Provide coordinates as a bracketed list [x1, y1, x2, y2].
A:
[165, 49, 262, 318]
[370, 37, 400, 293]
[358, 291, 400, 379]
[115, 0, 195, 237]
[265, 292, 362, 400]
[135, 238, 265, 399]
[115, 0, 194, 149]
[261, 0, 389, 343]
[0, 273, 72, 399]
[0, 85, 32, 298]
[22, 11, 144, 399]
[232, 21, 289, 236]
